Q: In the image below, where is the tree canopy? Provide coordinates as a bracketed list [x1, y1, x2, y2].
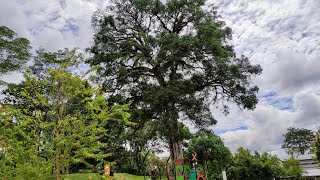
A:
[0, 26, 31, 77]
[282, 127, 315, 156]
[227, 147, 303, 180]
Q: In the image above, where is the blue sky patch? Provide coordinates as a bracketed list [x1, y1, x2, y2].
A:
[302, 32, 309, 38]
[48, 13, 61, 23]
[214, 126, 248, 135]
[261, 92, 294, 111]
[60, 19, 79, 36]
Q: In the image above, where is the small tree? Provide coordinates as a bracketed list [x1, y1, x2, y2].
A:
[126, 121, 163, 175]
[186, 132, 232, 179]
[227, 148, 284, 180]
[147, 154, 165, 180]
[282, 127, 315, 156]
[282, 158, 304, 179]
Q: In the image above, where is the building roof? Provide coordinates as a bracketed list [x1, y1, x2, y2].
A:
[305, 168, 320, 177]
[280, 154, 320, 177]
[297, 154, 320, 177]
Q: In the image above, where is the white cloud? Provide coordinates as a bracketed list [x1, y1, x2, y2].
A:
[0, 72, 24, 84]
[0, 0, 107, 51]
[257, 50, 320, 95]
[220, 91, 320, 155]
[213, 0, 320, 155]
[0, 1, 29, 37]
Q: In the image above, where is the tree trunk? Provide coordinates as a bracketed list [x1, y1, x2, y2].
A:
[204, 161, 208, 179]
[169, 138, 183, 176]
[55, 146, 61, 180]
[55, 119, 61, 180]
[166, 157, 170, 180]
[142, 149, 151, 173]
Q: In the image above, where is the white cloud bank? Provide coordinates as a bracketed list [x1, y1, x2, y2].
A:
[212, 0, 320, 155]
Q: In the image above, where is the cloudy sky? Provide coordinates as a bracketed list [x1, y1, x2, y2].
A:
[0, 0, 319, 156]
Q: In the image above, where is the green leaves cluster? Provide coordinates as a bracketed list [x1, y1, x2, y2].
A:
[227, 148, 303, 180]
[313, 131, 320, 162]
[0, 106, 50, 179]
[282, 157, 304, 179]
[0, 50, 131, 179]
[185, 132, 232, 179]
[282, 127, 315, 156]
[0, 26, 31, 75]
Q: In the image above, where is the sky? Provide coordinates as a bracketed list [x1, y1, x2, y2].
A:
[0, 0, 319, 157]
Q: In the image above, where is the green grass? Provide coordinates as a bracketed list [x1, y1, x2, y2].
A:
[47, 173, 145, 180]
[62, 173, 103, 180]
[47, 173, 164, 180]
[113, 173, 145, 180]
[114, 174, 168, 180]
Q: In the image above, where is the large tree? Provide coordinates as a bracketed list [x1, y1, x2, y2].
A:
[282, 127, 315, 156]
[88, 0, 262, 163]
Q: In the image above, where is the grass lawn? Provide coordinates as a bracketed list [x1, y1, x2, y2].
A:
[48, 173, 146, 180]
[62, 173, 103, 180]
[47, 173, 169, 180]
[114, 174, 168, 180]
[113, 173, 145, 180]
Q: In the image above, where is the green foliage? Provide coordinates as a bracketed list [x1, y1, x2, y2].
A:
[88, 0, 262, 161]
[282, 158, 304, 179]
[1, 50, 131, 178]
[30, 48, 83, 76]
[120, 121, 162, 175]
[0, 105, 51, 179]
[312, 131, 320, 162]
[227, 148, 285, 180]
[186, 132, 232, 179]
[0, 26, 31, 76]
[282, 127, 315, 156]
[147, 154, 166, 179]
